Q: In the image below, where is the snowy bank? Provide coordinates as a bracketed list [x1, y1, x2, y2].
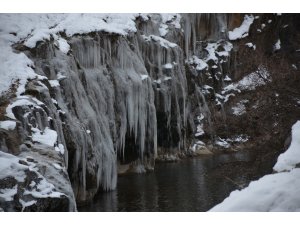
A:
[210, 121, 300, 212]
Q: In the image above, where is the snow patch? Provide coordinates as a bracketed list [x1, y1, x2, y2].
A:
[140, 74, 149, 80]
[57, 72, 66, 81]
[274, 39, 281, 51]
[159, 24, 169, 37]
[188, 56, 208, 71]
[238, 67, 270, 90]
[224, 75, 232, 81]
[0, 151, 28, 182]
[245, 42, 256, 50]
[232, 100, 248, 116]
[273, 121, 300, 172]
[215, 138, 230, 148]
[6, 97, 40, 120]
[142, 35, 177, 48]
[49, 80, 60, 88]
[0, 120, 16, 130]
[54, 144, 65, 155]
[163, 63, 173, 69]
[228, 15, 254, 40]
[55, 37, 70, 54]
[0, 185, 18, 201]
[19, 199, 37, 211]
[32, 127, 58, 147]
[160, 14, 181, 29]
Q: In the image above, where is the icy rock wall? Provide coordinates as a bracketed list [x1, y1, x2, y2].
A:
[1, 13, 253, 207]
[23, 33, 160, 202]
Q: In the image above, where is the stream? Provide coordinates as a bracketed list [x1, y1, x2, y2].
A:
[79, 151, 262, 211]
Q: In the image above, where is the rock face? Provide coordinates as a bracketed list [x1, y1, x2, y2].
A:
[0, 13, 300, 211]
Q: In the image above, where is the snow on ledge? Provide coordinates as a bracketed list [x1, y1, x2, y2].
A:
[228, 15, 254, 41]
[142, 35, 177, 48]
[32, 127, 58, 147]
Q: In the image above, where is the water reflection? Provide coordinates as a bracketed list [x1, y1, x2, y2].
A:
[80, 151, 255, 211]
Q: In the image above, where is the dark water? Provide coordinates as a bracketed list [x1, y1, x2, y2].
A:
[79, 151, 255, 212]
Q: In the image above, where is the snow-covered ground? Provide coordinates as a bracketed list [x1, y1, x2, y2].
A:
[210, 121, 300, 211]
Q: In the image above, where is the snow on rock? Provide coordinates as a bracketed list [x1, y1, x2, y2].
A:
[54, 144, 65, 155]
[57, 72, 67, 81]
[237, 66, 270, 90]
[140, 74, 149, 80]
[163, 63, 173, 69]
[0, 185, 18, 201]
[49, 80, 60, 87]
[217, 67, 270, 105]
[159, 24, 169, 37]
[215, 138, 230, 148]
[160, 13, 181, 29]
[188, 56, 208, 71]
[23, 178, 64, 199]
[0, 152, 28, 183]
[142, 34, 177, 48]
[205, 43, 219, 62]
[0, 120, 16, 130]
[0, 39, 38, 96]
[52, 163, 63, 170]
[274, 39, 281, 51]
[224, 75, 232, 81]
[195, 124, 204, 137]
[232, 100, 248, 116]
[245, 42, 256, 50]
[19, 199, 37, 212]
[31, 127, 58, 147]
[188, 41, 232, 71]
[226, 135, 249, 143]
[55, 38, 70, 54]
[228, 15, 254, 40]
[273, 121, 300, 172]
[6, 97, 41, 120]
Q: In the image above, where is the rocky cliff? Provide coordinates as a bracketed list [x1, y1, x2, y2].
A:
[0, 13, 299, 211]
